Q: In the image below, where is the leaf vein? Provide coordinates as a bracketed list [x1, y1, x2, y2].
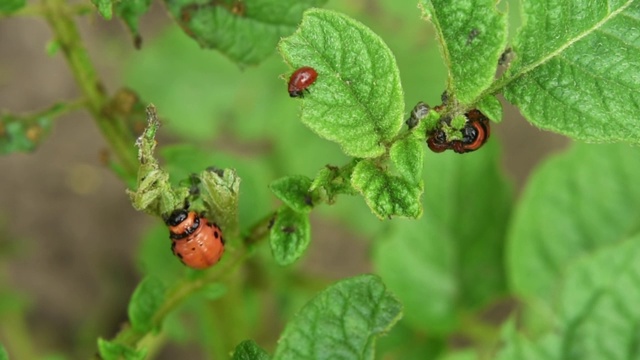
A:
[556, 53, 638, 94]
[619, 9, 640, 21]
[301, 23, 375, 132]
[594, 27, 640, 52]
[511, 0, 634, 85]
[527, 69, 596, 124]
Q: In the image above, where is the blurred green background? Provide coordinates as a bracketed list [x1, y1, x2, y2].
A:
[0, 0, 568, 358]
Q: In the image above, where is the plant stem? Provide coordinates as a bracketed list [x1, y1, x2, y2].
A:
[16, 98, 88, 123]
[41, 0, 138, 180]
[243, 211, 277, 246]
[0, 264, 38, 360]
[98, 156, 359, 356]
[102, 246, 250, 356]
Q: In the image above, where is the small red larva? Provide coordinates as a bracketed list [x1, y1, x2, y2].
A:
[165, 209, 224, 270]
[426, 109, 490, 154]
[460, 109, 490, 153]
[288, 66, 318, 98]
[426, 129, 449, 153]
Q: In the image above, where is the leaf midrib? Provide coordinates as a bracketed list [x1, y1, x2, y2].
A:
[300, 12, 400, 152]
[482, 0, 635, 102]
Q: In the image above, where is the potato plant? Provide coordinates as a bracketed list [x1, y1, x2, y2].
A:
[1, 0, 639, 359]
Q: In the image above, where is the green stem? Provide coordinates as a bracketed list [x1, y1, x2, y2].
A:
[243, 211, 277, 246]
[0, 263, 38, 360]
[135, 332, 168, 359]
[102, 246, 250, 356]
[203, 270, 247, 359]
[474, 72, 517, 106]
[202, 303, 234, 359]
[41, 0, 138, 180]
[99, 157, 360, 356]
[18, 98, 88, 123]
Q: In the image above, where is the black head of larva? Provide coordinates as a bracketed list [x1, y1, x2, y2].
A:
[165, 209, 189, 226]
[461, 122, 479, 144]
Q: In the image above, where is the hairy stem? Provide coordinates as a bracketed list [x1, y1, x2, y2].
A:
[243, 211, 277, 246]
[41, 0, 138, 180]
[99, 200, 288, 355]
[21, 98, 88, 123]
[99, 246, 250, 356]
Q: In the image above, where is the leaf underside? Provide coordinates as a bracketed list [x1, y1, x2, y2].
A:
[164, 0, 325, 66]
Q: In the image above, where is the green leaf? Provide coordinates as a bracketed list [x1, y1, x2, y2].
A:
[232, 340, 271, 360]
[412, 106, 442, 135]
[498, 235, 640, 360]
[508, 143, 640, 310]
[309, 162, 358, 204]
[494, 321, 561, 360]
[559, 234, 640, 360]
[274, 274, 402, 360]
[424, 141, 512, 308]
[127, 105, 190, 217]
[351, 159, 422, 219]
[0, 115, 53, 154]
[375, 141, 512, 333]
[199, 168, 242, 236]
[128, 276, 167, 333]
[419, 0, 507, 104]
[269, 175, 314, 213]
[0, 0, 25, 14]
[164, 0, 325, 67]
[97, 338, 147, 360]
[269, 206, 311, 265]
[114, 0, 152, 48]
[503, 0, 640, 143]
[279, 9, 405, 158]
[389, 136, 424, 184]
[91, 0, 113, 19]
[476, 94, 502, 123]
[160, 144, 274, 228]
[374, 218, 457, 333]
[376, 321, 445, 360]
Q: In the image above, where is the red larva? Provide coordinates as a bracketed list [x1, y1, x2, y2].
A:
[288, 66, 318, 98]
[426, 109, 490, 154]
[460, 109, 490, 152]
[165, 209, 224, 270]
[426, 129, 448, 153]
